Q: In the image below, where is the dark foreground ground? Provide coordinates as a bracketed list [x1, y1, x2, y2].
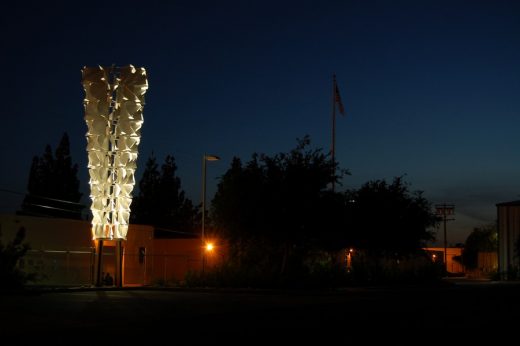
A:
[1, 280, 519, 344]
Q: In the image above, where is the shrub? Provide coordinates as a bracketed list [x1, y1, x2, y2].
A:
[0, 227, 37, 291]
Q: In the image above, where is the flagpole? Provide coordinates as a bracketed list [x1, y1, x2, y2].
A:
[331, 74, 336, 192]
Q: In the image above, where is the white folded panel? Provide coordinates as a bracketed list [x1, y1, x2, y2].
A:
[82, 65, 148, 240]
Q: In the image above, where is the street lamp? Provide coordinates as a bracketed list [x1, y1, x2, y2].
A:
[202, 154, 220, 273]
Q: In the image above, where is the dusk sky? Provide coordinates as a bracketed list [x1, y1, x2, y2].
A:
[1, 0, 519, 245]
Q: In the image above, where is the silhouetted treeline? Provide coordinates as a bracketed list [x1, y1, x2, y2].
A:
[131, 153, 199, 233]
[345, 177, 437, 255]
[208, 137, 439, 287]
[19, 133, 84, 219]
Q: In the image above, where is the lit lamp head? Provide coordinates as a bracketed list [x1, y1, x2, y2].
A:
[205, 155, 220, 162]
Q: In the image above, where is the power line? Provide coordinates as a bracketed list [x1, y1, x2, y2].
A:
[24, 203, 84, 214]
[0, 188, 86, 206]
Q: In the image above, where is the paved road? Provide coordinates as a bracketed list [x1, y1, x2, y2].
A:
[1, 281, 518, 344]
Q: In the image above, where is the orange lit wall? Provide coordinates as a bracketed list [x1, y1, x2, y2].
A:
[0, 214, 201, 286]
[424, 247, 464, 273]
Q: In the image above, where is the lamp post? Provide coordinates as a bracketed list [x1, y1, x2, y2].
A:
[202, 154, 220, 273]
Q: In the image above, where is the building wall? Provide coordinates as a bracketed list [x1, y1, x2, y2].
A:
[152, 239, 202, 284]
[424, 247, 464, 274]
[497, 204, 520, 277]
[478, 252, 498, 274]
[0, 214, 160, 286]
[149, 239, 229, 284]
[99, 224, 155, 287]
[0, 214, 94, 285]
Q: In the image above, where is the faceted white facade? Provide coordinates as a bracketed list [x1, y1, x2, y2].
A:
[82, 65, 148, 240]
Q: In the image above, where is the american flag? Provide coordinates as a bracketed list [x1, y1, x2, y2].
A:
[335, 83, 345, 116]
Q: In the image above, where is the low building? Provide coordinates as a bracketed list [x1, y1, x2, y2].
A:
[423, 247, 464, 274]
[0, 214, 224, 286]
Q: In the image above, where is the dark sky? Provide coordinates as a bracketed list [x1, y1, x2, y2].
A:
[1, 0, 519, 245]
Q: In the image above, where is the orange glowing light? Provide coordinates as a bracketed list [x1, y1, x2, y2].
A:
[205, 243, 214, 252]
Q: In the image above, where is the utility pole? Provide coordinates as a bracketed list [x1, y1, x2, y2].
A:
[435, 204, 455, 274]
[330, 73, 345, 192]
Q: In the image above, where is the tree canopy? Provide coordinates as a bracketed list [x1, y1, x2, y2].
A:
[212, 136, 344, 275]
[212, 138, 437, 283]
[19, 133, 84, 219]
[345, 176, 437, 256]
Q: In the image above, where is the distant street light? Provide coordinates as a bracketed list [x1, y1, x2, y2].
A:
[346, 248, 354, 272]
[202, 154, 220, 273]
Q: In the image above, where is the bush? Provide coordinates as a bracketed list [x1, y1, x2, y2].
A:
[182, 250, 444, 289]
[349, 251, 444, 285]
[0, 227, 37, 291]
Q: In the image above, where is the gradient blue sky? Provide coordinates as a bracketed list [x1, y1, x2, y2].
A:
[1, 0, 519, 245]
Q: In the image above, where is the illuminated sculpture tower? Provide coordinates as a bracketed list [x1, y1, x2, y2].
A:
[82, 65, 148, 286]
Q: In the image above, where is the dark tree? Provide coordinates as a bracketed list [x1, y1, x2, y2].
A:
[131, 153, 161, 225]
[211, 156, 262, 265]
[156, 155, 199, 231]
[131, 153, 199, 232]
[346, 177, 437, 256]
[212, 136, 346, 277]
[19, 133, 84, 219]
